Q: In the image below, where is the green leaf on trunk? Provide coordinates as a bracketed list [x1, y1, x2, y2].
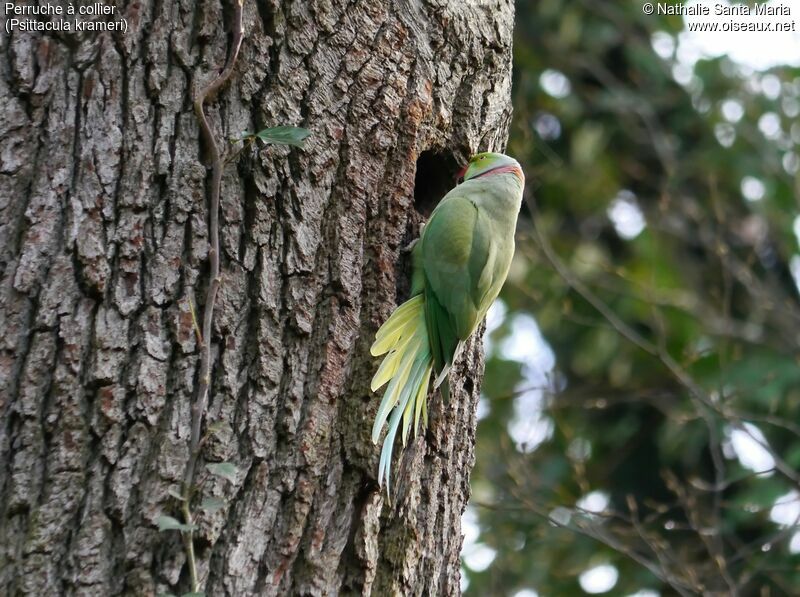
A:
[156, 515, 195, 533]
[205, 462, 238, 483]
[206, 420, 230, 435]
[240, 126, 311, 147]
[200, 496, 226, 512]
[167, 486, 185, 501]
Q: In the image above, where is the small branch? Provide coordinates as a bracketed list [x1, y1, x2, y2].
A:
[188, 298, 204, 345]
[181, 499, 199, 592]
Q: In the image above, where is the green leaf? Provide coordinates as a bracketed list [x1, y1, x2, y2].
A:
[205, 462, 238, 483]
[252, 126, 311, 147]
[155, 515, 195, 533]
[206, 421, 227, 433]
[180, 593, 205, 597]
[200, 496, 225, 512]
[167, 486, 185, 501]
[206, 420, 229, 435]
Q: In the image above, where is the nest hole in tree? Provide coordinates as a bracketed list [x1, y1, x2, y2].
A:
[462, 377, 474, 395]
[413, 150, 464, 217]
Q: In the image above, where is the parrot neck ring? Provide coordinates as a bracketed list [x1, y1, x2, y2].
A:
[457, 162, 524, 184]
[456, 152, 525, 184]
[473, 163, 524, 181]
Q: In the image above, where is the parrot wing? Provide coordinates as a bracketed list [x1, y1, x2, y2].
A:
[420, 193, 495, 377]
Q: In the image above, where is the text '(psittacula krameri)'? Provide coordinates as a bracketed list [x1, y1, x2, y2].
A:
[371, 152, 524, 496]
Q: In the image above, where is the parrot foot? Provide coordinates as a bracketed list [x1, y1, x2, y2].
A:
[402, 224, 425, 253]
[401, 237, 419, 253]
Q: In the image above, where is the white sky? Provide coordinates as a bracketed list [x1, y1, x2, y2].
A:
[579, 564, 619, 594]
[676, 0, 800, 70]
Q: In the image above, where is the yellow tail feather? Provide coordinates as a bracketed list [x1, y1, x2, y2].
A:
[370, 332, 415, 391]
[370, 295, 424, 356]
[371, 295, 433, 496]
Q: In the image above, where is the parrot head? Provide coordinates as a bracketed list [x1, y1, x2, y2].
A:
[456, 152, 523, 184]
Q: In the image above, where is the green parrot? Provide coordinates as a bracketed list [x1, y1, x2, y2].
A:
[370, 151, 525, 494]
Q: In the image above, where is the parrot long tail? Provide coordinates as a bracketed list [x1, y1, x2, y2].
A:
[370, 294, 433, 495]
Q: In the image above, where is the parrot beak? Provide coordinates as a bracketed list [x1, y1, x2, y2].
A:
[455, 163, 468, 185]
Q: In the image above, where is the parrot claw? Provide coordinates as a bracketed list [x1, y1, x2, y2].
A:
[401, 237, 419, 253]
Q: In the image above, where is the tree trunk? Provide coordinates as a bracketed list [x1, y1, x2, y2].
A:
[0, 0, 514, 594]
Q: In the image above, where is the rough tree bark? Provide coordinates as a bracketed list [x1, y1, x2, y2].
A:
[0, 0, 514, 594]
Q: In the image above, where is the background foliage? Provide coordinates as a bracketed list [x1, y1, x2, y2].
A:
[464, 1, 800, 594]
